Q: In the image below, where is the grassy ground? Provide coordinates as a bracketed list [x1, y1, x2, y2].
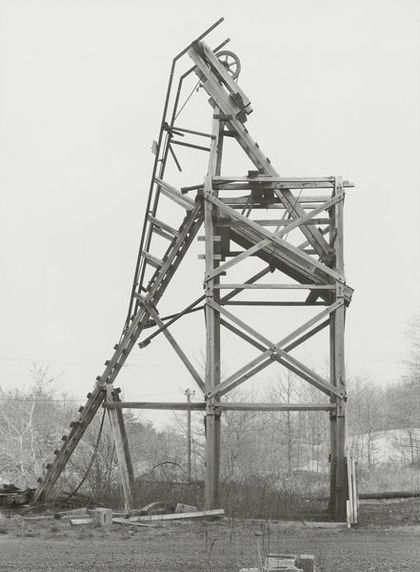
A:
[0, 499, 419, 571]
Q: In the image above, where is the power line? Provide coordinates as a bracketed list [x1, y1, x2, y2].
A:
[0, 390, 184, 403]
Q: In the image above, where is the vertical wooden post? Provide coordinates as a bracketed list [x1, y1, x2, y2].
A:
[330, 176, 347, 520]
[328, 198, 337, 517]
[204, 110, 224, 509]
[328, 316, 337, 517]
[106, 386, 134, 512]
[185, 388, 194, 481]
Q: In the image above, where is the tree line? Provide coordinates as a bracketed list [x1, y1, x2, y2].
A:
[0, 314, 419, 498]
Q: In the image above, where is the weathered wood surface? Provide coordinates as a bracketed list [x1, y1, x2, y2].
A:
[126, 508, 224, 522]
[107, 389, 133, 513]
[93, 507, 113, 528]
[70, 508, 224, 526]
[112, 518, 157, 528]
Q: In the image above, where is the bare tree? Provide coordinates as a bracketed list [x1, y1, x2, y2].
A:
[0, 365, 71, 487]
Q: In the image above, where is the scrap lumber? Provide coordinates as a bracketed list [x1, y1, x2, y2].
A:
[124, 508, 224, 523]
[112, 517, 158, 528]
[240, 553, 315, 572]
[69, 508, 224, 526]
[70, 517, 93, 526]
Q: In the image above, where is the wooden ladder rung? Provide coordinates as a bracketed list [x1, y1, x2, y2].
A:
[151, 226, 175, 241]
[155, 177, 194, 211]
[142, 251, 163, 269]
[148, 215, 179, 240]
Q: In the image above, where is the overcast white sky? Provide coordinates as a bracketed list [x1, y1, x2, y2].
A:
[1, 0, 419, 425]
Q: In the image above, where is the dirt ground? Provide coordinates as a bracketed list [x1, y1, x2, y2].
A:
[1, 499, 419, 571]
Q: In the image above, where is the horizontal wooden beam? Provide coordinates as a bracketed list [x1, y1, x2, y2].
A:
[218, 402, 336, 412]
[219, 195, 331, 204]
[104, 401, 336, 412]
[212, 176, 354, 189]
[224, 218, 331, 227]
[219, 267, 272, 303]
[213, 176, 353, 183]
[222, 201, 331, 210]
[214, 284, 335, 290]
[223, 301, 326, 306]
[170, 125, 215, 139]
[105, 401, 206, 410]
[171, 139, 211, 153]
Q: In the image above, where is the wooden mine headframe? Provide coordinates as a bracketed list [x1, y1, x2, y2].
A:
[33, 19, 354, 521]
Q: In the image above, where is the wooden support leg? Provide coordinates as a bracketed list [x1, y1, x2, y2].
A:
[116, 403, 135, 490]
[205, 407, 221, 509]
[329, 415, 337, 516]
[329, 177, 347, 521]
[335, 396, 347, 521]
[203, 110, 224, 510]
[333, 291, 347, 521]
[106, 387, 134, 512]
[329, 316, 337, 517]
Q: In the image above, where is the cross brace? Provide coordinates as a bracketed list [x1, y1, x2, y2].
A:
[33, 29, 352, 525]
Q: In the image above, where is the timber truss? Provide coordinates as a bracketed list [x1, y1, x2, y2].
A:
[33, 19, 354, 521]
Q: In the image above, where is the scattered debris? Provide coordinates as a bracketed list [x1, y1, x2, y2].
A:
[54, 507, 88, 519]
[240, 552, 315, 572]
[0, 484, 34, 507]
[175, 502, 198, 513]
[112, 517, 158, 528]
[92, 507, 113, 528]
[69, 507, 224, 526]
[69, 517, 93, 526]
[127, 508, 224, 523]
[139, 501, 175, 516]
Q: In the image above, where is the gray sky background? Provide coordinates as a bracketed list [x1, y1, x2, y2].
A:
[1, 0, 419, 425]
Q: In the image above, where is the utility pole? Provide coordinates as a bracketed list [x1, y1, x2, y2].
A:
[184, 389, 195, 481]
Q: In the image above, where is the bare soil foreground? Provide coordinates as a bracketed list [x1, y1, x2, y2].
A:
[1, 499, 419, 571]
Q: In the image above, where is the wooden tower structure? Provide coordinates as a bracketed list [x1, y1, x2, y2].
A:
[33, 19, 354, 521]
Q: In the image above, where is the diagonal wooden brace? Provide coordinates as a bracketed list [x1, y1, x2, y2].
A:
[188, 41, 333, 260]
[106, 386, 134, 512]
[204, 193, 343, 282]
[205, 192, 344, 284]
[207, 300, 344, 398]
[140, 300, 205, 393]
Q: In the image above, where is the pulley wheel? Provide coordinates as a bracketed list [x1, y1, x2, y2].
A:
[216, 50, 241, 80]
